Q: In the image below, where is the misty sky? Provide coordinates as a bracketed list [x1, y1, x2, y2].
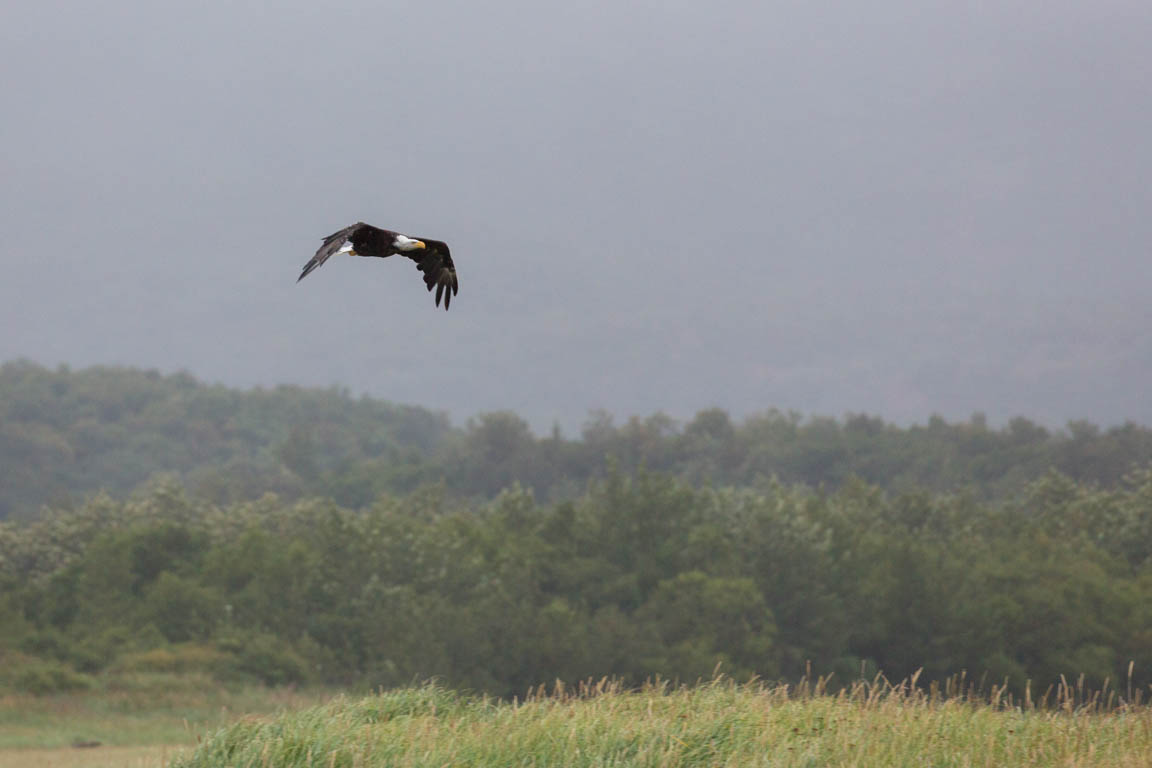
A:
[2, 0, 1150, 432]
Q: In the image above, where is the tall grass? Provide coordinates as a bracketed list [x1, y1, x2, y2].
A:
[171, 675, 1152, 768]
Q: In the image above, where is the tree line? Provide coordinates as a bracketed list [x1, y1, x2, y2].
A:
[3, 360, 1152, 519]
[3, 468, 1151, 697]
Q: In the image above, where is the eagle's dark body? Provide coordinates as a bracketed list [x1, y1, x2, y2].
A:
[297, 222, 459, 310]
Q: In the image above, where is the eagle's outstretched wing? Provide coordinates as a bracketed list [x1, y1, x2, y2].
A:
[297, 222, 394, 282]
[408, 238, 459, 310]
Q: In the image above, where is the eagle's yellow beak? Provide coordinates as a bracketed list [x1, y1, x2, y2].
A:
[415, 240, 427, 249]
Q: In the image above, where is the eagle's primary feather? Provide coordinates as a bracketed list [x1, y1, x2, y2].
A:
[297, 222, 459, 310]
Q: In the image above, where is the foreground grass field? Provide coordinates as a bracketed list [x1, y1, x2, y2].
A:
[0, 675, 332, 767]
[0, 744, 177, 768]
[172, 678, 1152, 768]
[0, 677, 329, 750]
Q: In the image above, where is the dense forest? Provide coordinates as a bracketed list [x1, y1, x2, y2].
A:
[3, 360, 1152, 519]
[2, 361, 1152, 698]
[3, 471, 1152, 697]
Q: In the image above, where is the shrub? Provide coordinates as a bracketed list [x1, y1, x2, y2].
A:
[112, 644, 230, 676]
[142, 572, 221, 642]
[217, 633, 309, 686]
[0, 653, 95, 694]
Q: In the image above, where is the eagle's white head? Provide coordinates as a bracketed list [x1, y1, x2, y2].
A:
[393, 235, 427, 252]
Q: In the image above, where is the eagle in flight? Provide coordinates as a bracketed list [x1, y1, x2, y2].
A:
[297, 222, 459, 310]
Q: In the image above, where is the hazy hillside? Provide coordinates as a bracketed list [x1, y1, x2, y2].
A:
[3, 360, 1152, 519]
[0, 361, 454, 519]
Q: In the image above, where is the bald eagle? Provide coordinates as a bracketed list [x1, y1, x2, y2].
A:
[297, 222, 459, 310]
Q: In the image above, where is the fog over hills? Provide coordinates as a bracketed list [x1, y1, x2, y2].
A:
[2, 0, 1150, 430]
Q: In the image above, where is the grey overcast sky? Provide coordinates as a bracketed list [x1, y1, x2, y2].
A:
[2, 0, 1150, 431]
